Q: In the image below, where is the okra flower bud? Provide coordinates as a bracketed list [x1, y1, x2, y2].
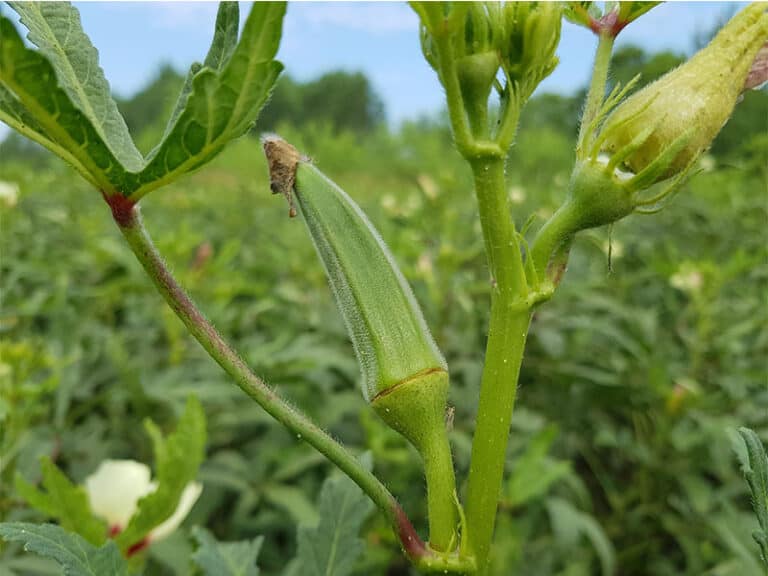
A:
[497, 2, 561, 99]
[532, 4, 768, 285]
[455, 4, 499, 116]
[600, 3, 768, 183]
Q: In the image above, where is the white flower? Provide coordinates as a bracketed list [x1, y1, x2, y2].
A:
[0, 181, 19, 207]
[84, 459, 202, 543]
[508, 185, 526, 205]
[670, 268, 703, 294]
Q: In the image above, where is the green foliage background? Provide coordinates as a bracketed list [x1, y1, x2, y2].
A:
[1, 42, 767, 575]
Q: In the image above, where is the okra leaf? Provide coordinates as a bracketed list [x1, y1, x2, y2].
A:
[132, 2, 286, 199]
[613, 2, 661, 25]
[1, 2, 285, 199]
[738, 427, 768, 566]
[506, 426, 572, 508]
[14, 457, 107, 546]
[115, 396, 206, 553]
[0, 14, 124, 191]
[8, 2, 143, 172]
[562, 2, 601, 28]
[546, 497, 616, 576]
[159, 1, 239, 147]
[0, 83, 65, 159]
[0, 523, 128, 576]
[191, 527, 263, 576]
[293, 469, 374, 576]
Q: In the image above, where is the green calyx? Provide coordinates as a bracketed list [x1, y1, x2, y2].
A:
[530, 150, 694, 286]
[563, 160, 635, 232]
[371, 369, 449, 455]
[599, 3, 768, 183]
[372, 368, 457, 553]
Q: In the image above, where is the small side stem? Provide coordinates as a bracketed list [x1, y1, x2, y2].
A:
[576, 33, 616, 156]
[435, 34, 474, 155]
[529, 200, 581, 283]
[110, 200, 436, 565]
[422, 428, 458, 552]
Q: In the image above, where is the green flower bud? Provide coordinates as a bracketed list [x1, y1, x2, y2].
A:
[600, 3, 768, 183]
[440, 4, 499, 120]
[498, 2, 561, 98]
[457, 51, 499, 120]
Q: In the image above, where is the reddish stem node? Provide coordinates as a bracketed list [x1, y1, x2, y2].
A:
[102, 191, 137, 227]
[588, 11, 628, 38]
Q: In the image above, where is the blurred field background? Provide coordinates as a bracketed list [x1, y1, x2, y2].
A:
[1, 6, 767, 576]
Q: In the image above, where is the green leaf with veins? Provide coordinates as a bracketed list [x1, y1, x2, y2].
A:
[0, 2, 285, 198]
[14, 457, 107, 546]
[132, 1, 285, 199]
[8, 2, 143, 171]
[0, 523, 128, 576]
[192, 527, 263, 576]
[115, 396, 206, 553]
[294, 468, 374, 576]
[0, 14, 124, 191]
[158, 1, 239, 148]
[738, 427, 768, 567]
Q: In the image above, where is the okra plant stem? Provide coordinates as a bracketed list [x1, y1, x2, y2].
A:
[110, 200, 440, 566]
[464, 157, 531, 573]
[433, 34, 474, 155]
[577, 32, 616, 154]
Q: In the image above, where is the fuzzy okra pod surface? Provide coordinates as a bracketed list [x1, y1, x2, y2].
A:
[263, 136, 458, 553]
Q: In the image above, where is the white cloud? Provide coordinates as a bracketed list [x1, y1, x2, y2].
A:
[296, 3, 417, 33]
[150, 2, 220, 31]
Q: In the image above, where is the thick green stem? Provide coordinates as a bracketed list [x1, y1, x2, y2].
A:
[577, 33, 615, 156]
[469, 158, 528, 297]
[466, 308, 531, 573]
[464, 157, 530, 573]
[109, 200, 447, 567]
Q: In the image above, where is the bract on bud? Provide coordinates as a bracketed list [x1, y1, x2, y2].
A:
[600, 3, 768, 183]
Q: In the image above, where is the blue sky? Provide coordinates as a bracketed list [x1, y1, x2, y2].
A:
[0, 2, 745, 140]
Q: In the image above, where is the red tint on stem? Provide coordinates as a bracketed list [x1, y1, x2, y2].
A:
[126, 537, 150, 557]
[102, 191, 137, 227]
[588, 11, 628, 37]
[394, 502, 428, 561]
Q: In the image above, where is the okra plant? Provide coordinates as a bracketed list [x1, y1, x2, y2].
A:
[1, 1, 766, 575]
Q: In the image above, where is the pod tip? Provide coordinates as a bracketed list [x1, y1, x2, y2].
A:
[262, 134, 304, 218]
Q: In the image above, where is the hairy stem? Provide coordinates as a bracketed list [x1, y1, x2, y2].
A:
[529, 200, 581, 284]
[421, 426, 458, 552]
[464, 157, 530, 573]
[577, 33, 615, 156]
[108, 198, 441, 566]
[435, 34, 474, 155]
